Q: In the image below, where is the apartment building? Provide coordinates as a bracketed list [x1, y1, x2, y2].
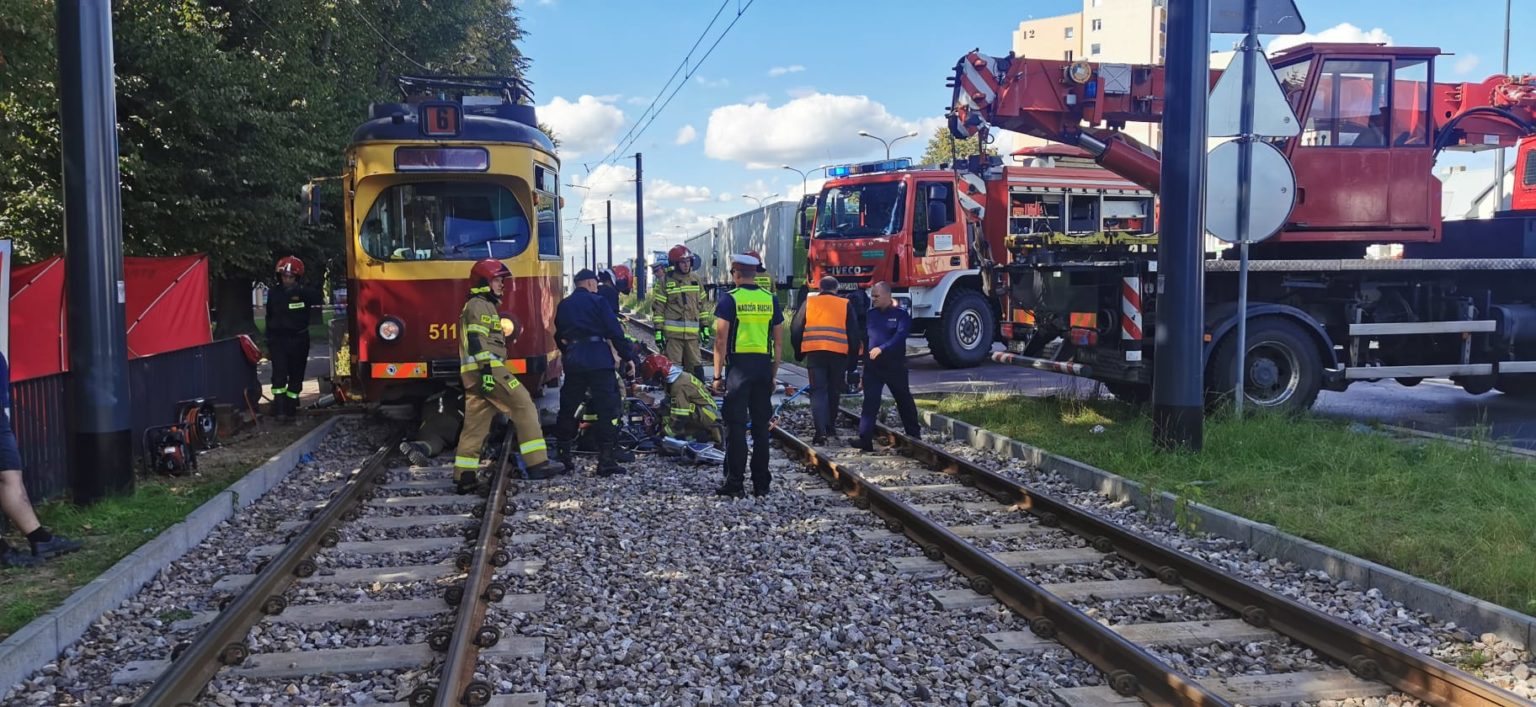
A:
[1009, 0, 1167, 154]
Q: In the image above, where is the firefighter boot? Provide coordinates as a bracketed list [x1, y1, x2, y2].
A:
[595, 447, 627, 476]
[399, 441, 432, 468]
[454, 469, 480, 496]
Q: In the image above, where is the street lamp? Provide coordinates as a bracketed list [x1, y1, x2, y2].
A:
[781, 165, 809, 200]
[858, 129, 919, 160]
[740, 193, 779, 210]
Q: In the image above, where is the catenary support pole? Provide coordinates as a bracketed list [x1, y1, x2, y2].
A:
[1151, 0, 1208, 451]
[635, 152, 646, 299]
[57, 0, 134, 502]
[605, 199, 613, 270]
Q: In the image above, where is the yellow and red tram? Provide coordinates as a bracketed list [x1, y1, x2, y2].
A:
[334, 76, 564, 404]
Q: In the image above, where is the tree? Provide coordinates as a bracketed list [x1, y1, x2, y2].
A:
[918, 125, 999, 168]
[538, 122, 561, 150]
[0, 0, 533, 337]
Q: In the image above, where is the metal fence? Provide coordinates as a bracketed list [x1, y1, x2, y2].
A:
[11, 337, 257, 503]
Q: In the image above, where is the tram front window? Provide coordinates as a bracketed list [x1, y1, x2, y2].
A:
[361, 182, 531, 261]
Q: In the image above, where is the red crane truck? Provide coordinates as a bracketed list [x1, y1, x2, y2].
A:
[940, 42, 1536, 411]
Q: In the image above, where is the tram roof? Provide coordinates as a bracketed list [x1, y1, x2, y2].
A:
[351, 102, 555, 153]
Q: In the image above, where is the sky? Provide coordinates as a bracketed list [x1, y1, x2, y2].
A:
[519, 0, 1536, 268]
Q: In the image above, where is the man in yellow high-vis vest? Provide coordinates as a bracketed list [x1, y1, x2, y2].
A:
[711, 253, 784, 498]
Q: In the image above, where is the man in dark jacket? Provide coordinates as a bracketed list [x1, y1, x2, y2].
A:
[554, 269, 639, 475]
[852, 281, 921, 451]
[790, 276, 861, 445]
[265, 256, 322, 421]
[0, 351, 82, 567]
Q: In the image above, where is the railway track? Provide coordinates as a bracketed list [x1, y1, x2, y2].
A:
[770, 410, 1531, 706]
[120, 426, 544, 707]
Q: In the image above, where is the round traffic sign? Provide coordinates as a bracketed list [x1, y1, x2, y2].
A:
[1205, 139, 1296, 243]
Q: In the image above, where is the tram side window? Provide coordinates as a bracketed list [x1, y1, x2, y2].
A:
[534, 165, 560, 259]
[361, 182, 532, 261]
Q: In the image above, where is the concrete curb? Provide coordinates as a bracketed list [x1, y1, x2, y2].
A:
[915, 408, 1536, 649]
[0, 416, 345, 695]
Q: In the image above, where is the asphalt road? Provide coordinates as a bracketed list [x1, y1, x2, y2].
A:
[873, 343, 1536, 451]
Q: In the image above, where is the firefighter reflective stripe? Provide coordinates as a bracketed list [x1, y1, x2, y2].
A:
[272, 386, 287, 396]
[802, 294, 850, 354]
[285, 390, 299, 399]
[519, 438, 547, 455]
[466, 324, 490, 335]
[731, 287, 774, 354]
[663, 319, 700, 333]
[582, 413, 598, 421]
[459, 357, 505, 372]
[454, 455, 479, 470]
[699, 404, 718, 422]
[671, 405, 695, 416]
[287, 302, 305, 310]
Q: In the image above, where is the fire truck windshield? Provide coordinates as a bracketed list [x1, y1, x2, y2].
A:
[815, 181, 907, 239]
[360, 182, 532, 261]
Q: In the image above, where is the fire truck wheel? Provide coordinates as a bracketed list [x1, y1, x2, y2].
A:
[1207, 317, 1322, 413]
[1496, 375, 1536, 397]
[929, 290, 996, 369]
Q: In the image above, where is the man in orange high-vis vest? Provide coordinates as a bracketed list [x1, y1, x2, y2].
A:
[790, 276, 862, 444]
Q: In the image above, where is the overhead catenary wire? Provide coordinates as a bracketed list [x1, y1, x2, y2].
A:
[344, 0, 434, 73]
[597, 0, 756, 165]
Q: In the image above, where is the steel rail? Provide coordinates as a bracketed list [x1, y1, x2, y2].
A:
[836, 407, 1532, 707]
[427, 429, 519, 707]
[769, 423, 1228, 706]
[136, 439, 400, 706]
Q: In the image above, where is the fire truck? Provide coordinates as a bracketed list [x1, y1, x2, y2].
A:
[806, 157, 1155, 367]
[939, 42, 1536, 411]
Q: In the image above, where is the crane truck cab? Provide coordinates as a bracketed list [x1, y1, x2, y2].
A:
[807, 157, 1156, 368]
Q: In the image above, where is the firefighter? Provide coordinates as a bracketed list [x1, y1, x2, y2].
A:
[711, 253, 784, 498]
[597, 268, 621, 315]
[745, 249, 775, 299]
[454, 259, 562, 492]
[555, 269, 638, 476]
[790, 276, 861, 445]
[652, 245, 708, 381]
[265, 256, 321, 421]
[399, 388, 464, 467]
[641, 353, 722, 444]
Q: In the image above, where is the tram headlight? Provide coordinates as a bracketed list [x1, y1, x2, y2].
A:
[377, 318, 404, 342]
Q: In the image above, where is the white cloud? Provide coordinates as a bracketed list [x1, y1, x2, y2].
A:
[626, 96, 650, 106]
[538, 95, 625, 158]
[1268, 23, 1392, 54]
[704, 93, 935, 165]
[675, 124, 698, 145]
[1454, 54, 1481, 75]
[695, 75, 730, 89]
[741, 93, 770, 104]
[767, 65, 805, 77]
[786, 86, 817, 99]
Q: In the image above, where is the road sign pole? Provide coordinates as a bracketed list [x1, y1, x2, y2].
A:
[635, 152, 646, 300]
[1233, 0, 1259, 416]
[1152, 0, 1210, 452]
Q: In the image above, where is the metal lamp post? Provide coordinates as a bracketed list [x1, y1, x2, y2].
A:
[858, 129, 919, 160]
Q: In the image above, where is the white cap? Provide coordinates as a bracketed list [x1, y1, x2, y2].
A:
[730, 253, 762, 268]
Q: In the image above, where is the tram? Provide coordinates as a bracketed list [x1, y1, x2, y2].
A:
[316, 76, 564, 405]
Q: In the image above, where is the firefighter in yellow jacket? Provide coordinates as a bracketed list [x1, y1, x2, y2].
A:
[454, 259, 562, 492]
[640, 353, 721, 444]
[651, 245, 709, 381]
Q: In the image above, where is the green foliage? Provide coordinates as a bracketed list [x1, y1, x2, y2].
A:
[918, 125, 998, 168]
[0, 0, 530, 328]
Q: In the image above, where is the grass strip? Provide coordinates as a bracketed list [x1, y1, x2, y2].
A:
[916, 392, 1536, 616]
[0, 419, 321, 638]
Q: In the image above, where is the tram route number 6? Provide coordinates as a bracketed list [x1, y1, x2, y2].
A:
[427, 323, 458, 340]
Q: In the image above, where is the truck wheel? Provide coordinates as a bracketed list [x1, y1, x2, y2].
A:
[1207, 317, 1323, 413]
[929, 290, 996, 369]
[1104, 382, 1150, 405]
[1496, 375, 1536, 397]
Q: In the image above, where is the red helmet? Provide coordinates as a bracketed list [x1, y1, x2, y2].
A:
[744, 250, 767, 273]
[611, 264, 633, 294]
[275, 256, 304, 277]
[668, 245, 692, 265]
[640, 354, 672, 381]
[469, 258, 512, 288]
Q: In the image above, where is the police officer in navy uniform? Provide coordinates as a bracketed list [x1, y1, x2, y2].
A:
[266, 256, 322, 421]
[711, 253, 784, 498]
[555, 269, 638, 476]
